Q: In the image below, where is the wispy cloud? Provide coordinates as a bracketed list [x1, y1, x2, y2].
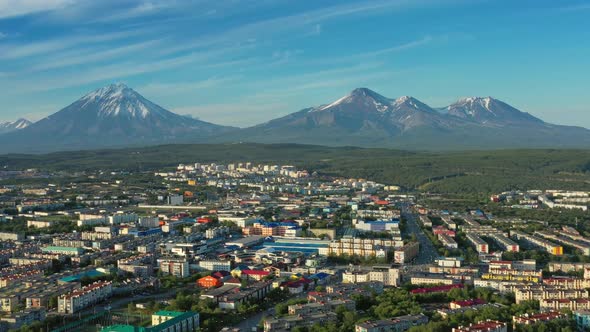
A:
[28, 39, 163, 72]
[139, 76, 242, 96]
[94, 0, 180, 23]
[0, 0, 75, 19]
[0, 32, 6, 39]
[558, 3, 590, 11]
[0, 29, 147, 60]
[361, 35, 433, 57]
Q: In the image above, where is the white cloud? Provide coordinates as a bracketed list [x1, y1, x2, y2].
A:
[94, 0, 179, 22]
[558, 3, 590, 11]
[0, 29, 147, 60]
[361, 35, 433, 57]
[0, 32, 6, 39]
[28, 39, 162, 72]
[139, 76, 242, 96]
[0, 0, 75, 19]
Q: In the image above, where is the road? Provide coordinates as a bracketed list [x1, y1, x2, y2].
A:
[402, 205, 438, 265]
[231, 307, 275, 331]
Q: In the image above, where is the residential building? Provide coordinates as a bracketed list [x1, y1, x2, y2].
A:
[100, 311, 199, 332]
[158, 259, 189, 278]
[199, 260, 232, 272]
[355, 314, 428, 332]
[452, 320, 507, 332]
[58, 281, 112, 314]
[394, 242, 419, 264]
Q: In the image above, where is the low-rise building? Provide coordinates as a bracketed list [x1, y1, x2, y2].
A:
[100, 310, 199, 332]
[452, 320, 507, 332]
[355, 314, 428, 332]
[58, 281, 112, 314]
[513, 311, 565, 327]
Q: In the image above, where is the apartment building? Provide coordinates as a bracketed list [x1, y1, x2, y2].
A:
[158, 259, 189, 278]
[394, 242, 419, 264]
[342, 266, 400, 287]
[489, 260, 536, 271]
[513, 311, 565, 327]
[439, 234, 458, 249]
[535, 231, 590, 256]
[118, 254, 154, 277]
[199, 260, 232, 272]
[0, 232, 24, 241]
[548, 262, 590, 273]
[289, 299, 355, 316]
[543, 277, 590, 289]
[41, 246, 84, 256]
[488, 233, 519, 252]
[319, 238, 395, 258]
[355, 314, 428, 332]
[514, 286, 588, 304]
[58, 281, 112, 314]
[452, 320, 507, 332]
[466, 234, 488, 254]
[100, 311, 199, 332]
[264, 312, 337, 332]
[540, 298, 590, 311]
[510, 231, 563, 256]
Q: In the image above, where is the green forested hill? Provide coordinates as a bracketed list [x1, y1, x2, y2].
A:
[1, 143, 590, 194]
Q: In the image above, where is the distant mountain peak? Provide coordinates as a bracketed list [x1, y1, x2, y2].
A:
[318, 88, 391, 112]
[393, 96, 433, 113]
[454, 96, 496, 112]
[447, 96, 543, 124]
[0, 118, 32, 134]
[78, 83, 159, 118]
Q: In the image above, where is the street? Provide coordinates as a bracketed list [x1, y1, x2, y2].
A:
[401, 205, 438, 265]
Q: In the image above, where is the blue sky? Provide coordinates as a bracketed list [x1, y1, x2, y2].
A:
[0, 0, 589, 127]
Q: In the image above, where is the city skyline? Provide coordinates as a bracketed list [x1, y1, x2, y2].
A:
[0, 0, 589, 127]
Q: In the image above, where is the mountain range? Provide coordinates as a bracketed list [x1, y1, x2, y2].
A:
[1, 84, 589, 153]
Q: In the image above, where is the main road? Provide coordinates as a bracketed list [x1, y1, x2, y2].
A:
[401, 204, 438, 265]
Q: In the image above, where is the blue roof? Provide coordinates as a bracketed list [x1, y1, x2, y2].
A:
[309, 272, 329, 280]
[59, 269, 106, 283]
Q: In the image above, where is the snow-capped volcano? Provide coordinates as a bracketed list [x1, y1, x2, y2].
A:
[316, 88, 394, 113]
[0, 83, 233, 152]
[224, 87, 590, 149]
[77, 83, 167, 118]
[446, 96, 543, 125]
[0, 118, 32, 134]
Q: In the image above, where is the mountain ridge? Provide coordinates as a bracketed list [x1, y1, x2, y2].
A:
[218, 87, 590, 150]
[1, 85, 589, 153]
[0, 83, 234, 153]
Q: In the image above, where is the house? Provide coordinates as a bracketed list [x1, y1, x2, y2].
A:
[241, 270, 270, 281]
[197, 276, 222, 289]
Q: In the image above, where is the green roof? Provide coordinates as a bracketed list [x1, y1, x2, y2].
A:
[99, 325, 140, 332]
[100, 312, 199, 332]
[153, 310, 184, 318]
[42, 246, 83, 252]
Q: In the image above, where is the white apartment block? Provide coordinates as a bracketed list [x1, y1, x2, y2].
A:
[58, 281, 112, 314]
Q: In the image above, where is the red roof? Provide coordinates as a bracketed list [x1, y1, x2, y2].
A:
[451, 299, 486, 307]
[411, 284, 463, 294]
[242, 270, 270, 276]
[225, 278, 241, 284]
